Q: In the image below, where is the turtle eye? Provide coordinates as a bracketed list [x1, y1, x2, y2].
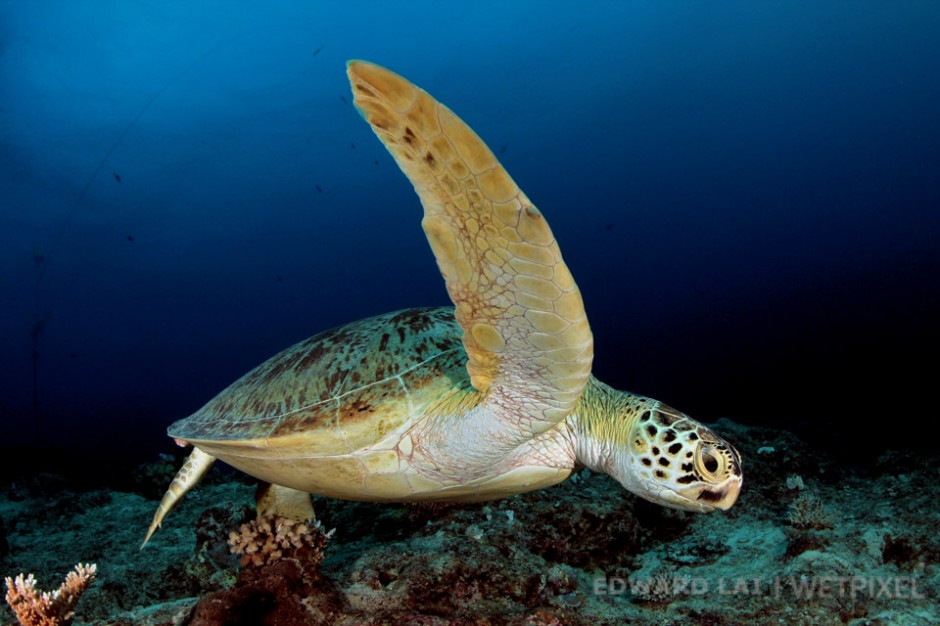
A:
[703, 448, 719, 473]
[695, 444, 722, 479]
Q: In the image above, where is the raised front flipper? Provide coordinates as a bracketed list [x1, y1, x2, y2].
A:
[348, 61, 593, 437]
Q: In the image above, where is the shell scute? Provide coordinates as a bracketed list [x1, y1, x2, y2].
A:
[169, 307, 466, 450]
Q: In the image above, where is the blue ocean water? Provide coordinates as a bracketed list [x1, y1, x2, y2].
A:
[1, 1, 938, 466]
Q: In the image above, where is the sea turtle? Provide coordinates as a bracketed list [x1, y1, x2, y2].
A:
[143, 61, 742, 547]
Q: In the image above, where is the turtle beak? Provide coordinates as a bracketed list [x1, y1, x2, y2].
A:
[679, 474, 743, 511]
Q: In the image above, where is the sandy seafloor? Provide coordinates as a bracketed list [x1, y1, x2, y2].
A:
[1, 420, 937, 626]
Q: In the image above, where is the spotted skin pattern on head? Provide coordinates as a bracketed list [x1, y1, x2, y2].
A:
[627, 406, 742, 511]
[571, 379, 741, 512]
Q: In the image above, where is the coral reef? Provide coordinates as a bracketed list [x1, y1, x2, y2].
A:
[0, 420, 938, 625]
[4, 563, 97, 626]
[185, 513, 343, 625]
[227, 514, 334, 568]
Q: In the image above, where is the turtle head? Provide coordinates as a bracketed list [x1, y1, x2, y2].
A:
[574, 389, 743, 512]
[605, 402, 742, 512]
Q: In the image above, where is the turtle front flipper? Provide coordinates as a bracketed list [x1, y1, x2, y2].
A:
[348, 61, 593, 437]
[141, 447, 215, 548]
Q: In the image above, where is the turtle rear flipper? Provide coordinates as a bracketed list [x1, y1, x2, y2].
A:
[141, 447, 215, 548]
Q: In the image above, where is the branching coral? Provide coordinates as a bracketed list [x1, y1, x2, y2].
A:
[787, 494, 835, 530]
[631, 564, 686, 605]
[227, 514, 334, 568]
[3, 563, 97, 626]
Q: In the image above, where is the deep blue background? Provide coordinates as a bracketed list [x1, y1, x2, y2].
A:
[2, 2, 938, 462]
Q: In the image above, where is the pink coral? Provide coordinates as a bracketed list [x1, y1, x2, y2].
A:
[227, 514, 334, 568]
[3, 563, 97, 626]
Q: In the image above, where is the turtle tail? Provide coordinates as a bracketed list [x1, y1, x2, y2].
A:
[140, 447, 216, 549]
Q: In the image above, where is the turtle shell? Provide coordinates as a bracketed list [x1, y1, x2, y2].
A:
[169, 307, 470, 458]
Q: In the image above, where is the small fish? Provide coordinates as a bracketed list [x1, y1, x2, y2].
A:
[315, 184, 323, 193]
[374, 159, 379, 166]
[499, 145, 508, 155]
[113, 172, 121, 183]
[126, 234, 135, 242]
[340, 95, 348, 105]
[312, 45, 323, 57]
[604, 223, 615, 231]
[70, 353, 78, 359]
[276, 275, 283, 283]
[350, 141, 356, 150]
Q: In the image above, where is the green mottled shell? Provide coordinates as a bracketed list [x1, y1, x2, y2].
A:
[169, 307, 471, 456]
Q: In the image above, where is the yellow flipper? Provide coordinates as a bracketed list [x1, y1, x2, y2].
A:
[348, 61, 593, 429]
